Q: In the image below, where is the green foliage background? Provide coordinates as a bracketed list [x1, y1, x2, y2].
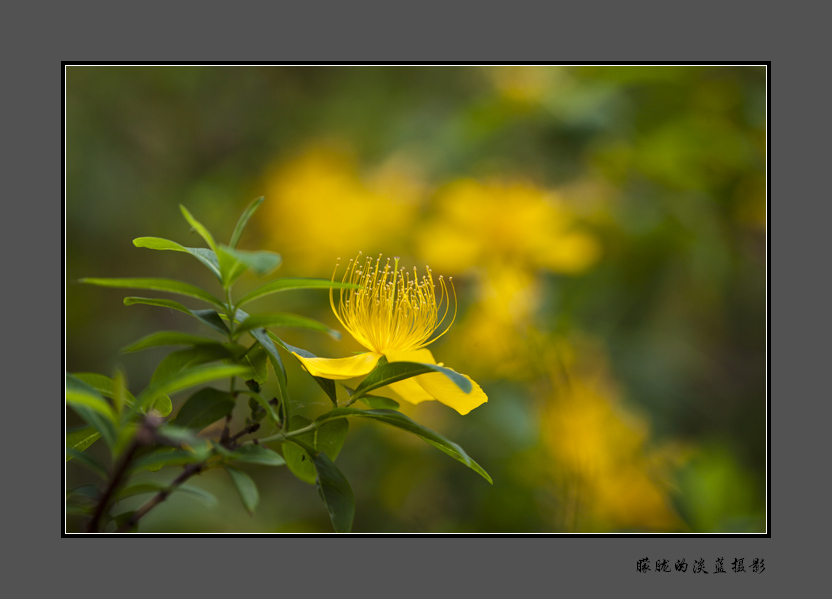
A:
[66, 65, 766, 533]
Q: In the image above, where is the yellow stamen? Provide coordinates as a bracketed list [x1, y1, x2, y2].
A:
[330, 252, 457, 354]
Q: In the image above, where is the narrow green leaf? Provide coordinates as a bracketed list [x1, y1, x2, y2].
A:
[227, 444, 286, 466]
[351, 361, 471, 401]
[313, 452, 355, 533]
[132, 236, 222, 280]
[248, 328, 289, 414]
[243, 345, 269, 386]
[283, 416, 348, 484]
[236, 278, 361, 308]
[225, 466, 259, 515]
[221, 246, 282, 276]
[216, 245, 249, 286]
[122, 331, 222, 353]
[81, 277, 224, 309]
[179, 204, 219, 254]
[229, 196, 264, 249]
[137, 363, 251, 411]
[360, 395, 400, 410]
[236, 312, 340, 339]
[66, 426, 102, 458]
[155, 424, 210, 449]
[316, 408, 492, 484]
[72, 372, 138, 408]
[66, 374, 117, 422]
[172, 388, 236, 432]
[66, 447, 109, 478]
[151, 345, 237, 384]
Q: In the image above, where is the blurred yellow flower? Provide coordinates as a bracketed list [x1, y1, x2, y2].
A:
[292, 253, 488, 415]
[541, 346, 687, 532]
[416, 178, 601, 277]
[261, 143, 424, 273]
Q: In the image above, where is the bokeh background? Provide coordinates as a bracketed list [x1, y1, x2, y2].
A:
[66, 65, 767, 533]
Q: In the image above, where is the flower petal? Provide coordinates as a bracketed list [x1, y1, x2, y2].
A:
[292, 351, 382, 380]
[415, 370, 488, 415]
[384, 349, 487, 414]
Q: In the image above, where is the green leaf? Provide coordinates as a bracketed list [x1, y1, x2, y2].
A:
[351, 361, 471, 401]
[224, 466, 259, 515]
[226, 444, 286, 466]
[179, 204, 219, 254]
[155, 424, 210, 449]
[216, 245, 250, 286]
[66, 447, 109, 478]
[172, 388, 236, 432]
[236, 278, 361, 308]
[151, 345, 238, 384]
[317, 408, 492, 484]
[116, 480, 217, 507]
[283, 416, 348, 484]
[122, 331, 222, 353]
[66, 374, 116, 424]
[243, 345, 269, 386]
[239, 390, 281, 425]
[137, 363, 251, 411]
[124, 298, 230, 335]
[229, 196, 264, 249]
[80, 277, 224, 309]
[360, 395, 400, 410]
[313, 452, 354, 533]
[72, 372, 138, 408]
[132, 236, 222, 280]
[248, 328, 289, 413]
[221, 246, 282, 276]
[236, 312, 340, 340]
[66, 426, 102, 458]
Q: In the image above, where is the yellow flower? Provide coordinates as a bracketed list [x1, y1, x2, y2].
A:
[292, 253, 488, 415]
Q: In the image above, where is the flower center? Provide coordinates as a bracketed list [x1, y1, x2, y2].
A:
[330, 252, 456, 354]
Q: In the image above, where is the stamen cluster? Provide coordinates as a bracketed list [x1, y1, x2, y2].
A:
[331, 252, 456, 354]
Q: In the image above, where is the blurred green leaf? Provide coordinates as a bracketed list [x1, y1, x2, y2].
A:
[132, 236, 222, 280]
[116, 480, 217, 507]
[172, 388, 236, 432]
[313, 452, 354, 533]
[317, 408, 491, 484]
[151, 345, 238, 384]
[236, 312, 339, 339]
[137, 363, 251, 411]
[81, 277, 224, 309]
[122, 331, 222, 353]
[224, 465, 259, 515]
[351, 361, 471, 401]
[66, 426, 101, 458]
[236, 278, 361, 308]
[226, 444, 286, 466]
[66, 373, 118, 435]
[66, 447, 109, 478]
[229, 196, 264, 249]
[221, 245, 282, 276]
